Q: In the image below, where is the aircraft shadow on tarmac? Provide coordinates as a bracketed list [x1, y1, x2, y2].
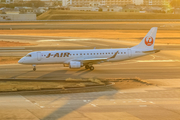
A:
[10, 70, 33, 79]
[75, 69, 93, 75]
[11, 68, 119, 120]
[5, 66, 150, 120]
[36, 69, 93, 80]
[6, 67, 92, 79]
[25, 85, 118, 120]
[11, 68, 118, 120]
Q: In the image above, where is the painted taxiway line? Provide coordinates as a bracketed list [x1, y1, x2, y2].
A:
[37, 39, 94, 42]
[137, 60, 180, 62]
[0, 47, 25, 50]
[96, 59, 180, 67]
[0, 59, 179, 67]
[0, 64, 19, 66]
[0, 50, 32, 52]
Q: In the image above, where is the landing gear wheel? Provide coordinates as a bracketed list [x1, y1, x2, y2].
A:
[85, 65, 89, 69]
[32, 65, 36, 71]
[89, 66, 94, 70]
[33, 67, 36, 71]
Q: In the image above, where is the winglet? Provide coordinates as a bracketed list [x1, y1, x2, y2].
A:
[109, 51, 119, 59]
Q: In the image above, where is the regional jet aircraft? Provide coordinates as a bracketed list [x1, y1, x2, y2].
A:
[18, 27, 160, 71]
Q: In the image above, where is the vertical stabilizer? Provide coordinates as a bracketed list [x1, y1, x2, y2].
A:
[132, 27, 158, 50]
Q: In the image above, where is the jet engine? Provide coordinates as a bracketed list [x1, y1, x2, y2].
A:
[69, 61, 82, 68]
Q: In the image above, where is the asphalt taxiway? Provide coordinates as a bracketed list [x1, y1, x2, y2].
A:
[0, 34, 180, 79]
[0, 78, 180, 120]
[0, 33, 180, 120]
[1, 52, 180, 80]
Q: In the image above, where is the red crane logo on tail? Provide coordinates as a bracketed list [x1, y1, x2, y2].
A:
[145, 36, 154, 46]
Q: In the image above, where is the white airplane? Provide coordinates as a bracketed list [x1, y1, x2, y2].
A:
[18, 27, 160, 71]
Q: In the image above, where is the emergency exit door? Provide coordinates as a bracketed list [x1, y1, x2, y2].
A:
[37, 52, 42, 61]
[128, 49, 132, 58]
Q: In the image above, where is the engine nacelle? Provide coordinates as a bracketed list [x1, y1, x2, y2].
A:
[69, 61, 82, 69]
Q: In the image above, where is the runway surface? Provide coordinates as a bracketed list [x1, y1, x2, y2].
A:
[0, 31, 180, 120]
[1, 22, 180, 30]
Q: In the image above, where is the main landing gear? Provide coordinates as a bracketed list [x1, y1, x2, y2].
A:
[32, 65, 36, 71]
[85, 64, 94, 70]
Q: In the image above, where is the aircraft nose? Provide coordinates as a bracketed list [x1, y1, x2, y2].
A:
[18, 58, 24, 64]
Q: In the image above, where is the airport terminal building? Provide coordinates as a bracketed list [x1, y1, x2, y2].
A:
[62, 0, 172, 7]
[63, 0, 133, 6]
[144, 0, 172, 5]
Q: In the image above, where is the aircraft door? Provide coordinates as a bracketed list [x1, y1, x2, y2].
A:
[128, 49, 132, 58]
[37, 52, 42, 61]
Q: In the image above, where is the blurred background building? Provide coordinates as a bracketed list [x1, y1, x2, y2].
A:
[144, 0, 172, 5]
[62, 0, 173, 6]
[0, 0, 178, 14]
[0, 0, 14, 4]
[0, 0, 174, 7]
[63, 0, 133, 7]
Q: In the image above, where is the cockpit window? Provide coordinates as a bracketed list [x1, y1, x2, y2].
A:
[26, 54, 32, 57]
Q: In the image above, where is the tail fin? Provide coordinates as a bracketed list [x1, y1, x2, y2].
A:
[132, 27, 158, 50]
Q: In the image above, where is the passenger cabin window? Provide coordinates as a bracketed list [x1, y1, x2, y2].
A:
[26, 54, 31, 57]
[87, 53, 89, 55]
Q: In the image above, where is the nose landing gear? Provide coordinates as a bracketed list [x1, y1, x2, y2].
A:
[32, 65, 36, 71]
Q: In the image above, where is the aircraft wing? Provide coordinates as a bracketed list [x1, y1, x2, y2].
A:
[73, 51, 119, 64]
[76, 58, 108, 64]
